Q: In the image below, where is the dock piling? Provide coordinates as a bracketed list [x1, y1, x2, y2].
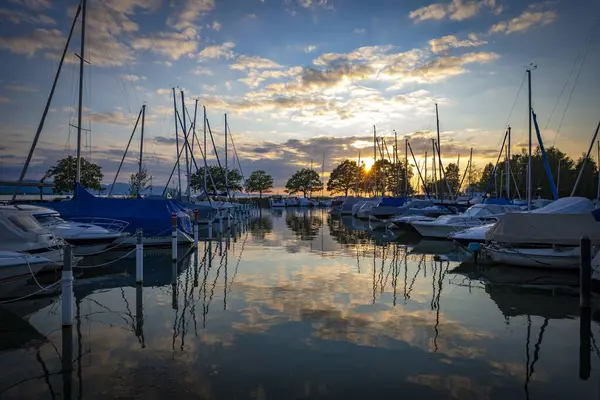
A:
[61, 244, 73, 326]
[193, 209, 199, 248]
[171, 212, 177, 262]
[136, 229, 143, 283]
[580, 236, 591, 308]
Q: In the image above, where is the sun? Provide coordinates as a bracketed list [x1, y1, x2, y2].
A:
[361, 158, 374, 171]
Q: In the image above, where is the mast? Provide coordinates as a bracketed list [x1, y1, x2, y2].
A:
[180, 91, 189, 202]
[172, 87, 181, 198]
[373, 126, 377, 197]
[435, 103, 442, 196]
[432, 139, 438, 199]
[424, 151, 428, 195]
[321, 152, 325, 198]
[394, 130, 398, 196]
[468, 148, 473, 198]
[203, 106, 207, 197]
[404, 137, 408, 196]
[597, 141, 600, 201]
[557, 158, 561, 196]
[75, 0, 87, 185]
[137, 104, 145, 195]
[526, 66, 535, 209]
[225, 113, 228, 196]
[507, 126, 511, 199]
[356, 151, 361, 195]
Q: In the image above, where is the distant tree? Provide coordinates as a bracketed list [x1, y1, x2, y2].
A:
[478, 163, 495, 192]
[245, 170, 274, 198]
[166, 187, 178, 199]
[327, 160, 360, 196]
[285, 168, 323, 197]
[45, 156, 103, 194]
[445, 163, 460, 195]
[128, 168, 151, 198]
[190, 165, 243, 193]
[572, 154, 598, 199]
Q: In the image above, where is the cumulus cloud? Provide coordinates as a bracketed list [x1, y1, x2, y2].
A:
[304, 45, 317, 53]
[168, 0, 215, 31]
[132, 29, 199, 60]
[5, 83, 37, 92]
[8, 0, 51, 10]
[212, 20, 221, 31]
[88, 110, 145, 126]
[429, 33, 487, 53]
[230, 55, 283, 70]
[489, 4, 557, 34]
[409, 0, 501, 22]
[353, 28, 366, 34]
[0, 8, 55, 25]
[120, 74, 143, 82]
[191, 66, 214, 75]
[0, 97, 10, 103]
[198, 41, 236, 60]
[0, 28, 64, 57]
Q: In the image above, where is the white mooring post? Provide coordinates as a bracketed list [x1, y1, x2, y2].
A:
[61, 244, 73, 326]
[136, 229, 143, 283]
[171, 212, 178, 262]
[193, 209, 199, 248]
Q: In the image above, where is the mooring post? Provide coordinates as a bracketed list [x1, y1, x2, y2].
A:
[171, 212, 178, 262]
[193, 209, 199, 248]
[136, 229, 143, 283]
[580, 236, 591, 308]
[135, 283, 144, 347]
[61, 244, 73, 326]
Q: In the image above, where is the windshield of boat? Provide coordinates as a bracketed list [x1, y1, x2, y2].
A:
[34, 214, 65, 226]
[8, 215, 43, 232]
[462, 206, 493, 217]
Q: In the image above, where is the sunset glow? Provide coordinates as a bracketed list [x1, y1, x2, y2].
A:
[362, 158, 374, 172]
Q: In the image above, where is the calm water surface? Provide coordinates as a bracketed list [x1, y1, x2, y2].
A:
[1, 208, 599, 399]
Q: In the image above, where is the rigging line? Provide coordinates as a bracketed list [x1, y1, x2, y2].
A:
[227, 123, 245, 180]
[500, 72, 526, 149]
[553, 14, 600, 146]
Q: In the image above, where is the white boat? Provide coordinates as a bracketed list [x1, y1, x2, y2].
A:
[411, 204, 520, 239]
[339, 197, 361, 215]
[297, 197, 317, 207]
[353, 198, 381, 220]
[368, 198, 428, 221]
[285, 197, 299, 207]
[485, 210, 600, 269]
[450, 223, 495, 247]
[0, 205, 64, 270]
[390, 214, 437, 229]
[269, 196, 286, 207]
[0, 251, 51, 297]
[18, 205, 127, 256]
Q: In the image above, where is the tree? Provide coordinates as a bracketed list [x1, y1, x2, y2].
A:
[245, 170, 274, 198]
[445, 163, 460, 195]
[327, 160, 360, 196]
[285, 168, 323, 197]
[478, 163, 495, 192]
[128, 168, 151, 198]
[45, 156, 103, 194]
[190, 165, 243, 193]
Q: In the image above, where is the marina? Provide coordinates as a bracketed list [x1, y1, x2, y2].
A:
[1, 207, 600, 398]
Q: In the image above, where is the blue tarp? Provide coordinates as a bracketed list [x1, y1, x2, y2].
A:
[44, 183, 192, 237]
[380, 197, 406, 207]
[482, 198, 511, 205]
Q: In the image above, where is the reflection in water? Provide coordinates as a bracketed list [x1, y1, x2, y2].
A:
[0, 208, 599, 399]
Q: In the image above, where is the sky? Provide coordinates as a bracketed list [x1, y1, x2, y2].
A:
[0, 0, 599, 193]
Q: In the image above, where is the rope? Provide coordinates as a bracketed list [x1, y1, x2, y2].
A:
[0, 256, 62, 304]
[77, 248, 135, 268]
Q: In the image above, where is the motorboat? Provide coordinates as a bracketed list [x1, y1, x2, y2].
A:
[411, 204, 520, 239]
[339, 197, 361, 216]
[14, 205, 127, 256]
[297, 197, 318, 207]
[0, 251, 52, 297]
[269, 196, 286, 207]
[328, 197, 346, 214]
[319, 199, 332, 207]
[0, 205, 64, 270]
[353, 197, 381, 220]
[450, 223, 495, 247]
[285, 197, 299, 207]
[366, 196, 408, 220]
[485, 205, 600, 269]
[45, 184, 194, 247]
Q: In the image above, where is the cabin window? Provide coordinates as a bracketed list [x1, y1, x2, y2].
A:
[8, 215, 42, 232]
[34, 214, 64, 225]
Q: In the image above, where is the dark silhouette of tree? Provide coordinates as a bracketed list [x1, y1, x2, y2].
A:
[285, 168, 323, 197]
[190, 165, 243, 193]
[245, 170, 274, 198]
[128, 167, 151, 197]
[45, 156, 103, 194]
[327, 160, 360, 196]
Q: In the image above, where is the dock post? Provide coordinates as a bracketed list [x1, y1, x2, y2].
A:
[61, 244, 73, 326]
[193, 209, 199, 248]
[136, 229, 143, 283]
[135, 284, 145, 347]
[171, 212, 178, 262]
[580, 236, 591, 308]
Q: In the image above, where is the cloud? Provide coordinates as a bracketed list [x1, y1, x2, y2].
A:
[0, 8, 55, 24]
[0, 97, 10, 103]
[202, 84, 217, 92]
[5, 83, 37, 92]
[88, 110, 143, 126]
[198, 41, 236, 60]
[191, 66, 214, 75]
[296, 0, 334, 10]
[353, 28, 366, 34]
[8, 0, 51, 10]
[230, 55, 283, 70]
[0, 28, 64, 57]
[237, 67, 302, 87]
[154, 136, 178, 145]
[212, 20, 221, 31]
[131, 29, 199, 60]
[304, 45, 317, 53]
[429, 33, 487, 53]
[120, 74, 143, 82]
[154, 60, 173, 67]
[409, 0, 501, 22]
[169, 0, 215, 30]
[489, 4, 557, 34]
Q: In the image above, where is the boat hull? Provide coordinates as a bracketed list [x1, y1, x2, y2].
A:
[486, 246, 581, 269]
[411, 222, 458, 239]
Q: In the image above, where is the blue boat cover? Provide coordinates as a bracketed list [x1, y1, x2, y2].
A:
[380, 197, 406, 207]
[44, 183, 192, 236]
[482, 197, 511, 205]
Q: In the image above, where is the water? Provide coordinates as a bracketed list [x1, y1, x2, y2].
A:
[1, 208, 598, 399]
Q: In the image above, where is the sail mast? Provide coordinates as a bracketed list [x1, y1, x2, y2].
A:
[506, 126, 511, 199]
[424, 150, 428, 195]
[180, 91, 189, 202]
[526, 66, 535, 209]
[137, 104, 145, 195]
[225, 113, 228, 197]
[373, 126, 377, 197]
[75, 0, 87, 185]
[172, 87, 181, 198]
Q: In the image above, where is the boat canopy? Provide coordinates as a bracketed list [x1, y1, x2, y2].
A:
[531, 197, 596, 214]
[380, 197, 406, 207]
[487, 213, 600, 245]
[45, 184, 192, 236]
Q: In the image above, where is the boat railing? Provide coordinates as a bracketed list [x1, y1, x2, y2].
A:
[69, 217, 130, 233]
